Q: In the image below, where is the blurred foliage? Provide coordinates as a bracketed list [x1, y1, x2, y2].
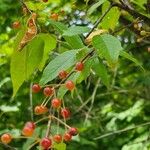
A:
[0, 0, 150, 150]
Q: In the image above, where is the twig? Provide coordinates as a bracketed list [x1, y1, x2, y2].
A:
[84, 78, 100, 124]
[46, 119, 52, 137]
[29, 82, 34, 121]
[85, 3, 115, 39]
[112, 1, 150, 24]
[0, 142, 16, 150]
[94, 121, 150, 140]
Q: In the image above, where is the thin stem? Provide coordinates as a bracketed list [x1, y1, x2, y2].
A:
[84, 78, 100, 124]
[94, 121, 150, 140]
[27, 140, 40, 150]
[52, 115, 70, 129]
[35, 116, 50, 124]
[46, 119, 52, 137]
[0, 142, 16, 150]
[29, 82, 34, 121]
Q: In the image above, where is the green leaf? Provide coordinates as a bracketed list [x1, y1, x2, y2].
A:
[92, 34, 122, 65]
[64, 36, 85, 49]
[120, 51, 144, 71]
[49, 20, 84, 49]
[92, 58, 110, 87]
[26, 37, 44, 78]
[87, 0, 106, 15]
[11, 33, 44, 96]
[100, 1, 120, 30]
[38, 33, 57, 71]
[53, 143, 66, 150]
[0, 105, 19, 112]
[63, 26, 90, 36]
[40, 50, 79, 85]
[49, 20, 68, 34]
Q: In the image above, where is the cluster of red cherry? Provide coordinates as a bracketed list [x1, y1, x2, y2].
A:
[0, 62, 84, 149]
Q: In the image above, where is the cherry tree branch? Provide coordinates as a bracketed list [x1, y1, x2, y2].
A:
[94, 121, 150, 140]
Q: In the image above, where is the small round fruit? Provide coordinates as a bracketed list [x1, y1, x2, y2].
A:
[12, 21, 20, 29]
[50, 13, 59, 21]
[63, 133, 72, 142]
[75, 62, 84, 71]
[53, 134, 62, 143]
[32, 84, 41, 93]
[40, 137, 52, 149]
[22, 127, 34, 137]
[1, 133, 12, 144]
[65, 80, 75, 91]
[43, 87, 54, 96]
[25, 122, 36, 130]
[51, 98, 61, 109]
[68, 127, 78, 136]
[58, 70, 68, 79]
[34, 105, 48, 115]
[61, 108, 70, 119]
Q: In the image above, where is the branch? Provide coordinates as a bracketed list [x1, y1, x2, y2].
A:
[94, 121, 150, 140]
[113, 1, 150, 24]
[85, 3, 115, 39]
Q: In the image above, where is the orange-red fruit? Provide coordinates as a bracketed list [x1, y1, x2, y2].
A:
[43, 87, 54, 96]
[61, 108, 70, 119]
[58, 70, 68, 79]
[65, 80, 75, 91]
[22, 126, 34, 137]
[25, 122, 36, 130]
[51, 98, 61, 109]
[40, 137, 52, 149]
[1, 133, 12, 144]
[53, 134, 62, 143]
[50, 13, 59, 21]
[34, 105, 48, 115]
[68, 127, 78, 136]
[12, 21, 20, 29]
[32, 84, 41, 93]
[75, 62, 84, 71]
[63, 133, 72, 142]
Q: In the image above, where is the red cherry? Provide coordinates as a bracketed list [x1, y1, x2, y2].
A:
[25, 122, 36, 130]
[1, 133, 12, 144]
[53, 134, 62, 143]
[34, 105, 48, 115]
[63, 133, 72, 142]
[32, 84, 41, 93]
[65, 80, 75, 91]
[68, 127, 78, 136]
[61, 108, 70, 119]
[50, 13, 59, 21]
[40, 137, 52, 149]
[58, 70, 68, 79]
[12, 21, 21, 29]
[43, 87, 54, 96]
[51, 98, 61, 109]
[22, 126, 34, 137]
[75, 62, 84, 71]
